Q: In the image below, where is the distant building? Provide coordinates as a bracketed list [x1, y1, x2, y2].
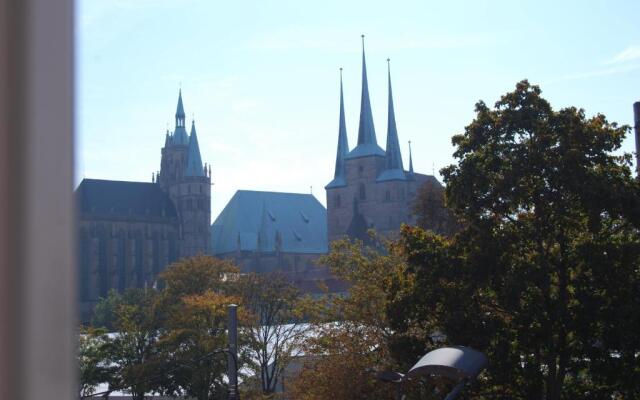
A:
[77, 91, 211, 321]
[325, 39, 441, 242]
[211, 190, 344, 294]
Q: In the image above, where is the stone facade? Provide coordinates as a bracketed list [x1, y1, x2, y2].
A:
[77, 91, 211, 321]
[327, 157, 435, 241]
[325, 42, 442, 242]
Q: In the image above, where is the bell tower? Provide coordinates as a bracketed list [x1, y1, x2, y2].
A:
[159, 90, 211, 258]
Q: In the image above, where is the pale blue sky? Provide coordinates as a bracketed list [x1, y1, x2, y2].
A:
[77, 0, 640, 219]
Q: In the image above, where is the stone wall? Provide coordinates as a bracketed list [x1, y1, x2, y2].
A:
[78, 218, 179, 322]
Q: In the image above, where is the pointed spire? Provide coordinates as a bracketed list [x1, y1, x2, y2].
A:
[384, 58, 403, 171]
[377, 59, 407, 182]
[347, 35, 385, 159]
[172, 89, 189, 145]
[326, 68, 350, 189]
[185, 120, 204, 176]
[408, 140, 414, 174]
[176, 89, 185, 120]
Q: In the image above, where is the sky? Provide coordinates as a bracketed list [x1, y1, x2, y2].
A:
[76, 0, 640, 220]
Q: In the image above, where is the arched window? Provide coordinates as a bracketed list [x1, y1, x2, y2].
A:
[358, 165, 364, 177]
[336, 194, 341, 208]
[385, 190, 391, 201]
[359, 183, 366, 200]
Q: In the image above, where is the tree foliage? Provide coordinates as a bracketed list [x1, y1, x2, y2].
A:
[84, 255, 246, 399]
[238, 272, 307, 396]
[389, 81, 640, 399]
[288, 237, 402, 400]
[78, 326, 114, 397]
[412, 180, 460, 236]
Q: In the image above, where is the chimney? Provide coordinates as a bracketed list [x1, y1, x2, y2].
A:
[635, 102, 640, 175]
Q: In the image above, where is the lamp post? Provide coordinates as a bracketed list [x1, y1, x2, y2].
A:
[376, 346, 487, 400]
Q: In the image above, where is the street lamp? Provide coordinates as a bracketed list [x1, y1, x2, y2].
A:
[376, 346, 488, 400]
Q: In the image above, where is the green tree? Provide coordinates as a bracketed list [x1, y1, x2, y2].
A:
[155, 255, 245, 400]
[411, 180, 459, 236]
[107, 288, 163, 399]
[238, 272, 307, 396]
[78, 326, 114, 397]
[390, 81, 640, 399]
[289, 237, 403, 400]
[92, 288, 157, 331]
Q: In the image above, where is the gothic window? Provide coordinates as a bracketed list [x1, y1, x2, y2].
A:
[359, 183, 366, 200]
[358, 165, 364, 177]
[385, 190, 391, 202]
[335, 194, 341, 208]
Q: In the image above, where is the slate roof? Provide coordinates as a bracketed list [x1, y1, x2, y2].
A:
[172, 126, 189, 146]
[376, 168, 409, 182]
[76, 179, 178, 221]
[211, 190, 328, 255]
[185, 121, 204, 177]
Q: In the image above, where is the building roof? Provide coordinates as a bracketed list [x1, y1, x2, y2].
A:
[185, 120, 204, 176]
[376, 168, 409, 182]
[211, 190, 328, 255]
[76, 178, 178, 220]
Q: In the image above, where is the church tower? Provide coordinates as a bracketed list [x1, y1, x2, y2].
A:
[159, 90, 211, 257]
[326, 37, 441, 242]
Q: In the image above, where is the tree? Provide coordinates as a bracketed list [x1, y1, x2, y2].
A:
[107, 288, 163, 399]
[389, 81, 640, 399]
[238, 272, 307, 396]
[412, 180, 460, 236]
[78, 326, 114, 397]
[288, 237, 402, 400]
[155, 255, 245, 400]
[92, 288, 158, 331]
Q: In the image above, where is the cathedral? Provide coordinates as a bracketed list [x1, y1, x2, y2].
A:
[77, 38, 441, 320]
[325, 38, 441, 242]
[76, 91, 211, 320]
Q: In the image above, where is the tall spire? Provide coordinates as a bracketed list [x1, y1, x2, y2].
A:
[347, 35, 384, 159]
[326, 68, 350, 189]
[176, 89, 185, 126]
[185, 119, 204, 176]
[384, 59, 403, 171]
[377, 59, 406, 182]
[408, 140, 414, 174]
[172, 89, 189, 145]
